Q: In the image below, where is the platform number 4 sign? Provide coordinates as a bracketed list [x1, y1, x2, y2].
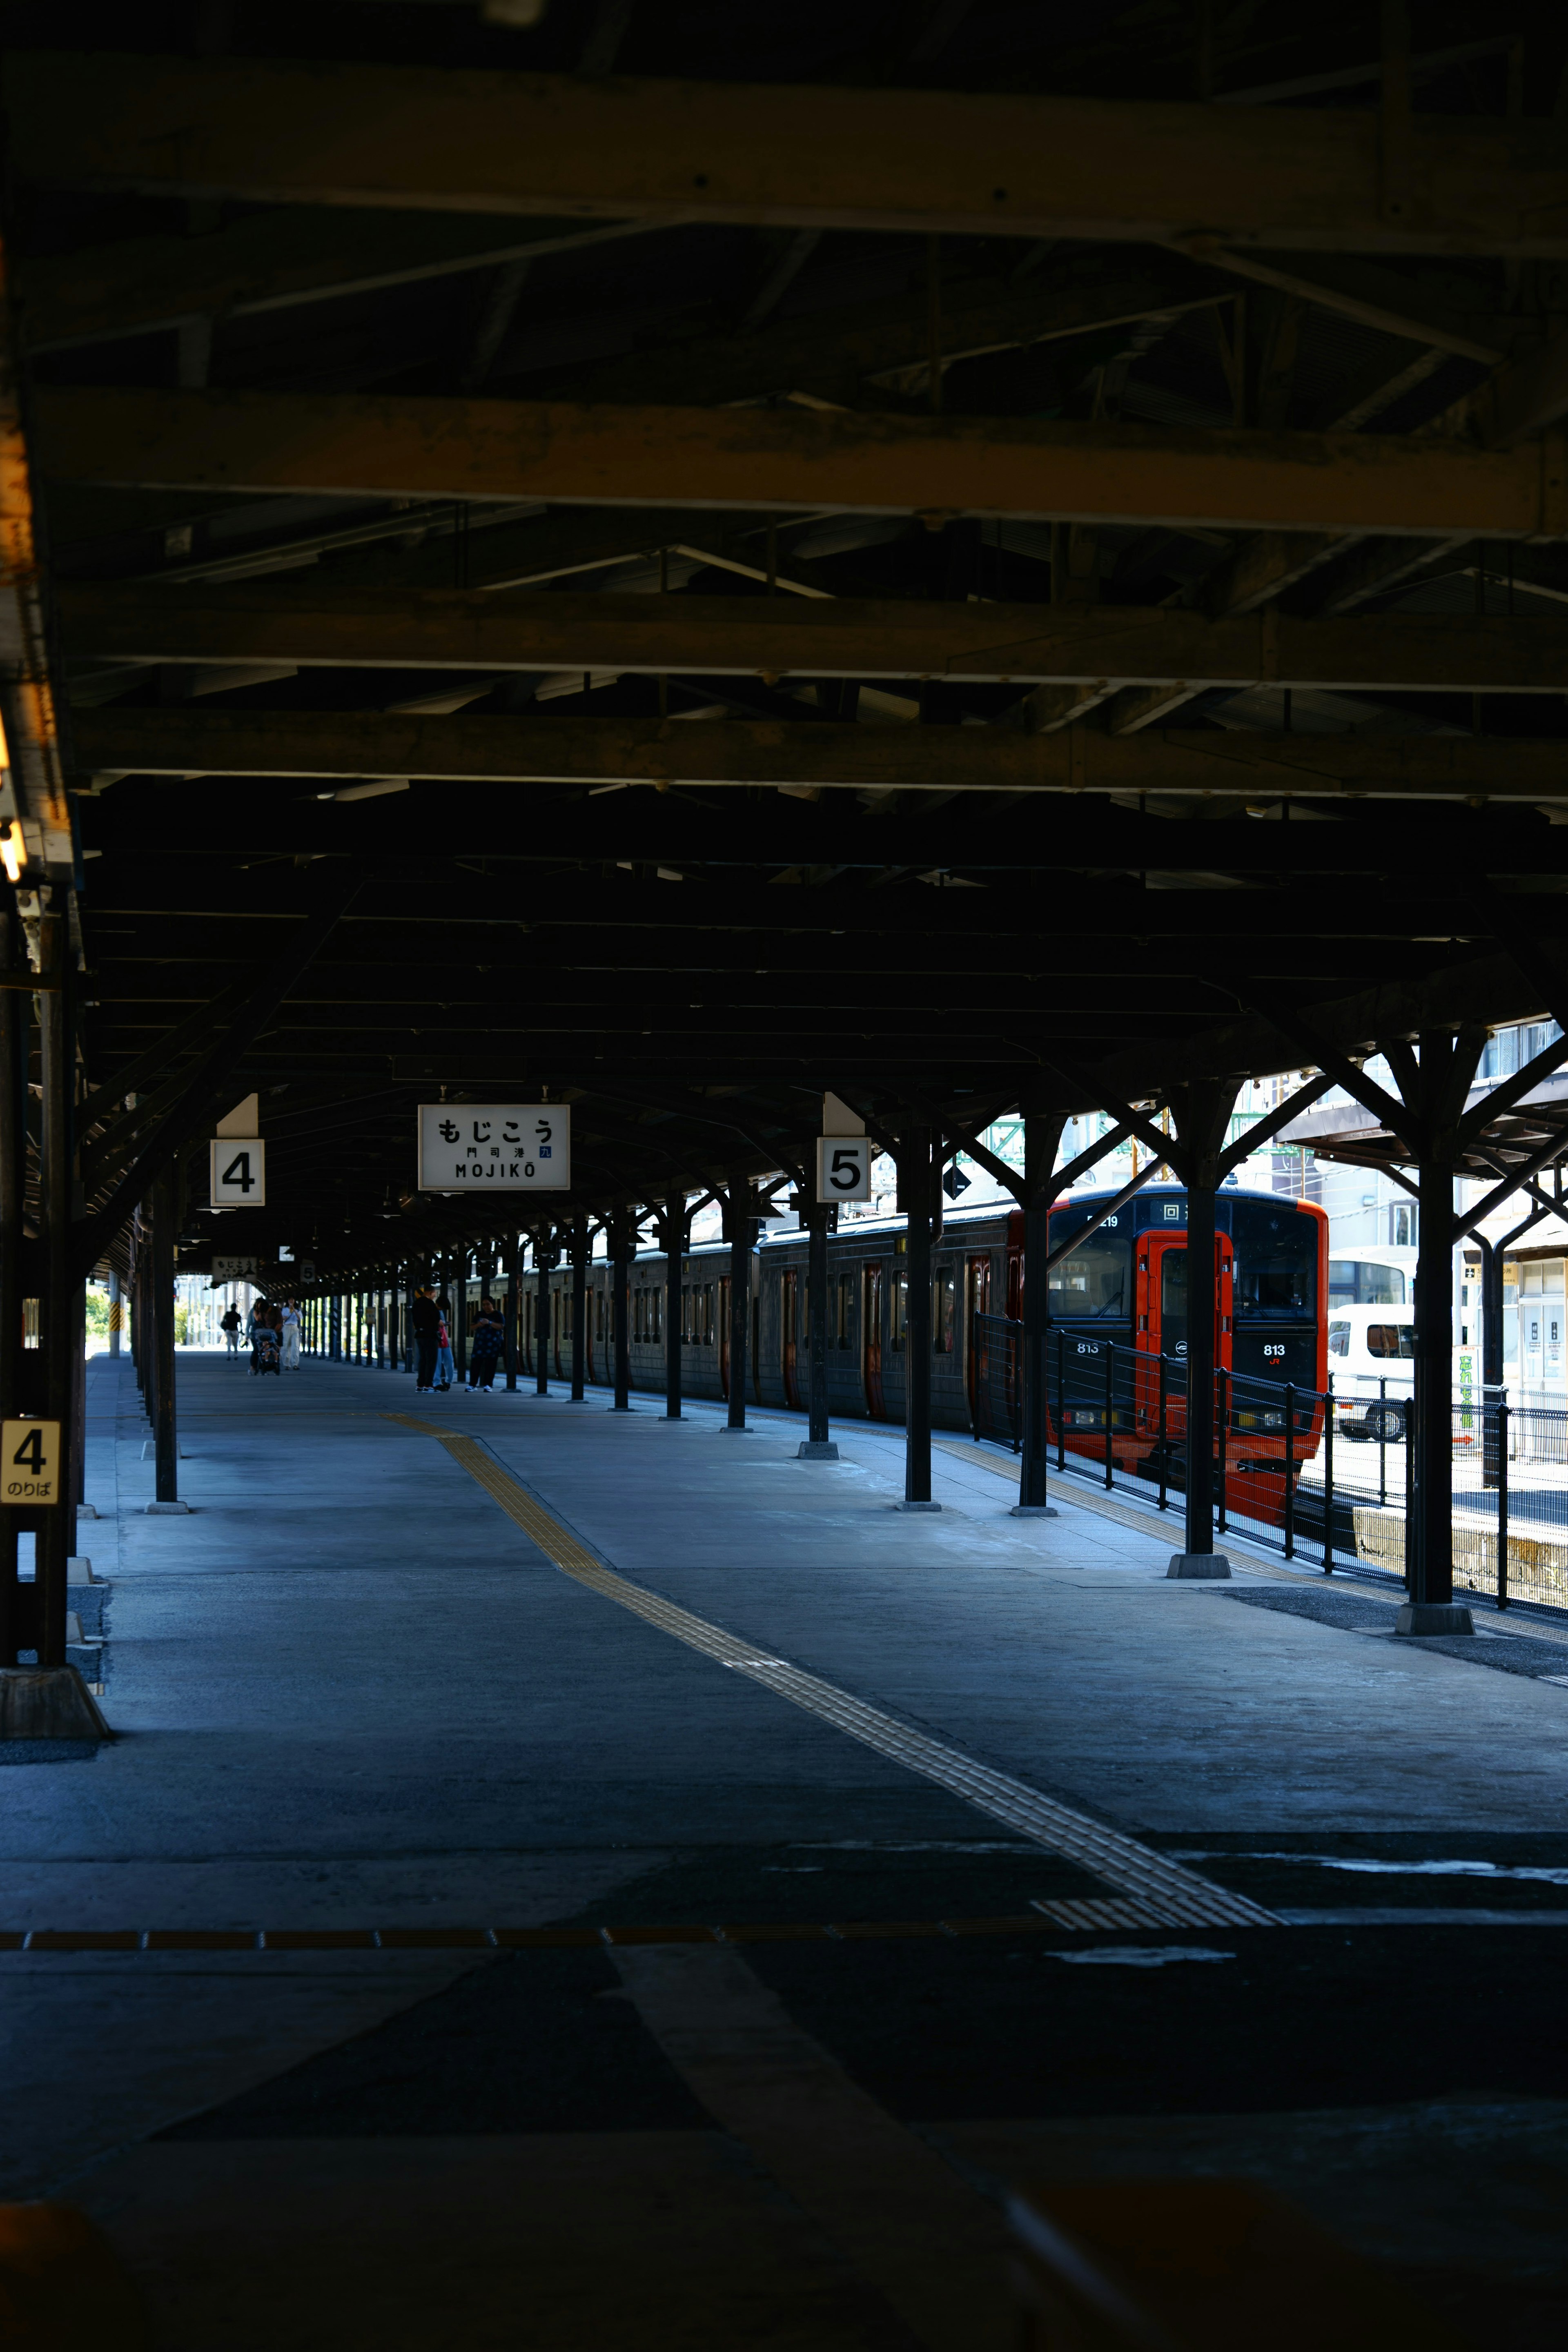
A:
[210, 1137, 266, 1206]
[3, 1419, 61, 1505]
[817, 1135, 872, 1202]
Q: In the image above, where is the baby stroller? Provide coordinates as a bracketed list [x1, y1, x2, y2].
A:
[252, 1325, 281, 1377]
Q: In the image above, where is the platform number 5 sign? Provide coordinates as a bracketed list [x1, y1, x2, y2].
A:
[3, 1419, 61, 1505]
[210, 1137, 266, 1206]
[817, 1135, 872, 1202]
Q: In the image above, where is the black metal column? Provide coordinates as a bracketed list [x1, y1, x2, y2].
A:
[0, 908, 24, 1666]
[611, 1217, 630, 1410]
[151, 1166, 179, 1504]
[902, 1127, 935, 1507]
[1018, 1107, 1066, 1513]
[537, 1233, 551, 1395]
[571, 1218, 587, 1401]
[663, 1198, 684, 1420]
[1412, 1149, 1457, 1608]
[726, 1171, 751, 1432]
[37, 910, 74, 1664]
[800, 1200, 836, 1458]
[1183, 1159, 1219, 1559]
[505, 1238, 520, 1391]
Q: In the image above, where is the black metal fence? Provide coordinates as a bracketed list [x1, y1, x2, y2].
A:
[971, 1319, 1568, 1613]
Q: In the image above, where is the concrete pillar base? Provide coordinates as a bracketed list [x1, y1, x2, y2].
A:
[720, 1425, 752, 1434]
[1167, 1551, 1232, 1578]
[797, 1441, 839, 1460]
[1011, 1503, 1058, 1518]
[76, 1503, 97, 1519]
[663, 1412, 682, 1422]
[897, 1499, 942, 1512]
[1396, 1601, 1475, 1636]
[146, 1499, 191, 1515]
[0, 1667, 109, 1741]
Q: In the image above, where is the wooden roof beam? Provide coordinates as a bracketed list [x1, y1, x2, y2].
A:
[11, 52, 1568, 258]
[67, 706, 1568, 805]
[58, 581, 1568, 697]
[36, 388, 1568, 540]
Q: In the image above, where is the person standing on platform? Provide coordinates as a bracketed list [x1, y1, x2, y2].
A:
[466, 1297, 505, 1394]
[247, 1296, 269, 1375]
[220, 1305, 242, 1356]
[280, 1298, 301, 1370]
[411, 1284, 440, 1392]
[434, 1294, 456, 1391]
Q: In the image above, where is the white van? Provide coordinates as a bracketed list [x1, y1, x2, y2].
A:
[1327, 1306, 1413, 1442]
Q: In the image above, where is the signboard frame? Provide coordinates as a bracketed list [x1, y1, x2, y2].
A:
[416, 1103, 570, 1192]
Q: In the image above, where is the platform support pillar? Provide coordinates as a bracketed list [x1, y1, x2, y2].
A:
[37, 909, 78, 1648]
[148, 1167, 179, 1506]
[801, 1199, 835, 1457]
[659, 1196, 686, 1420]
[610, 1216, 631, 1410]
[571, 1218, 587, 1400]
[725, 1170, 751, 1432]
[1017, 1104, 1066, 1515]
[537, 1231, 551, 1394]
[900, 1126, 937, 1508]
[0, 904, 24, 1666]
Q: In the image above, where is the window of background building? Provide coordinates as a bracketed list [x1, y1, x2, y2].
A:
[1389, 1203, 1417, 1248]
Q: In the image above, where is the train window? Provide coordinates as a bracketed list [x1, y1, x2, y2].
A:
[834, 1274, 850, 1347]
[1047, 1227, 1130, 1320]
[702, 1283, 714, 1344]
[1366, 1322, 1414, 1359]
[633, 1291, 643, 1343]
[933, 1265, 955, 1353]
[1327, 1321, 1350, 1357]
[651, 1290, 662, 1342]
[1328, 1259, 1407, 1305]
[891, 1270, 907, 1352]
[1233, 1205, 1317, 1318]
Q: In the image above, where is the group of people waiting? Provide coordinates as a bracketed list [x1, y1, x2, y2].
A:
[219, 1297, 301, 1375]
[410, 1286, 507, 1394]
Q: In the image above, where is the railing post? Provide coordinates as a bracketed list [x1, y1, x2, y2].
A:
[1157, 1350, 1168, 1512]
[1103, 1341, 1114, 1490]
[1497, 1397, 1510, 1611]
[1378, 1374, 1388, 1508]
[1283, 1381, 1296, 1560]
[1216, 1365, 1228, 1536]
[1323, 1376, 1334, 1573]
[1056, 1328, 1066, 1470]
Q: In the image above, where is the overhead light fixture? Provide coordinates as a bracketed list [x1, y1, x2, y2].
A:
[1, 821, 25, 884]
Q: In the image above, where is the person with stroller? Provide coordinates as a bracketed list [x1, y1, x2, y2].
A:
[251, 1302, 282, 1377]
[466, 1297, 506, 1394]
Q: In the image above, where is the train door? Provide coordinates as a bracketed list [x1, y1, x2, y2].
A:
[964, 1255, 991, 1425]
[1135, 1233, 1234, 1436]
[718, 1275, 731, 1400]
[782, 1269, 801, 1409]
[863, 1263, 885, 1419]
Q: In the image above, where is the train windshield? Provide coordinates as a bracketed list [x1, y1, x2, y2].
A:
[1049, 1225, 1131, 1320]
[1234, 1204, 1318, 1319]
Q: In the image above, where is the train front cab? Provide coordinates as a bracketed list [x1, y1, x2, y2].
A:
[1045, 1186, 1330, 1529]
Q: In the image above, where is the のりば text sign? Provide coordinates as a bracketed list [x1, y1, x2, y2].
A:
[416, 1105, 571, 1191]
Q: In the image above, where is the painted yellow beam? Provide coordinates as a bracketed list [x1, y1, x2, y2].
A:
[56, 581, 1568, 696]
[69, 706, 1568, 804]
[9, 52, 1568, 258]
[34, 388, 1568, 539]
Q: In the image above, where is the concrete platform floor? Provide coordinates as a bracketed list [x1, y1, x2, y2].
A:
[6, 1350, 1568, 2349]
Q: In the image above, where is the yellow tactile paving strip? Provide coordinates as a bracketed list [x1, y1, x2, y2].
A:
[385, 1414, 1276, 1931]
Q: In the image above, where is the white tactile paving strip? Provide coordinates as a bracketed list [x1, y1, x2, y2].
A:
[389, 1417, 1278, 1933]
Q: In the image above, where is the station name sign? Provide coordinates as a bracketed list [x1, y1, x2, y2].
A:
[416, 1104, 570, 1192]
